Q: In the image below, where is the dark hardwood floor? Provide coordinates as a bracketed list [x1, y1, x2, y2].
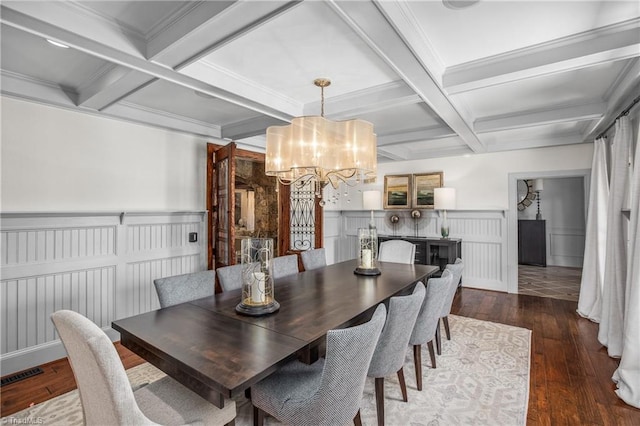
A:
[2, 288, 639, 424]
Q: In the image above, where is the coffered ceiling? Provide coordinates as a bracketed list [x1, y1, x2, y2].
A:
[2, 1, 639, 162]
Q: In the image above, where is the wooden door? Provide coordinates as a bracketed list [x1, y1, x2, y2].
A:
[207, 143, 236, 276]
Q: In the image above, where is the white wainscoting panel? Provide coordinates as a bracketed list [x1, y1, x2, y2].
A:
[0, 211, 206, 376]
[548, 227, 586, 267]
[326, 210, 508, 292]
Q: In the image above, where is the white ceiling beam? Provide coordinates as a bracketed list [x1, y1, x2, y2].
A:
[333, 0, 485, 153]
[485, 134, 586, 153]
[103, 102, 222, 138]
[584, 59, 640, 140]
[1, 70, 78, 107]
[444, 18, 640, 94]
[475, 102, 606, 133]
[377, 148, 409, 161]
[377, 126, 455, 146]
[0, 5, 294, 122]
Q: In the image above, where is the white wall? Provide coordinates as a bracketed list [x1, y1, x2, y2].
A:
[1, 96, 213, 211]
[324, 143, 594, 211]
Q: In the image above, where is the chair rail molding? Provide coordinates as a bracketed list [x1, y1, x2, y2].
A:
[0, 211, 206, 376]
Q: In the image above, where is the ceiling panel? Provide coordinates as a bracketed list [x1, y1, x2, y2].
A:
[201, 1, 400, 103]
[456, 60, 631, 119]
[123, 79, 263, 126]
[0, 24, 114, 92]
[408, 1, 640, 66]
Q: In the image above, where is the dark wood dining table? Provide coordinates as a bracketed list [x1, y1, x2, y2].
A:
[111, 259, 438, 409]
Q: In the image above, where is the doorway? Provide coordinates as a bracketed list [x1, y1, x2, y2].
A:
[507, 169, 590, 296]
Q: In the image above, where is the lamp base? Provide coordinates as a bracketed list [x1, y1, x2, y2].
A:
[354, 267, 381, 276]
[440, 226, 450, 239]
[235, 301, 280, 316]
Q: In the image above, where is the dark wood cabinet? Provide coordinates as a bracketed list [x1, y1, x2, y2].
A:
[378, 235, 462, 276]
[518, 220, 546, 266]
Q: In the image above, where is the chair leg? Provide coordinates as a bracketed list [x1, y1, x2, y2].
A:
[375, 377, 385, 426]
[354, 409, 362, 426]
[435, 319, 442, 355]
[427, 340, 437, 369]
[443, 316, 451, 340]
[253, 405, 264, 426]
[397, 367, 408, 402]
[413, 344, 423, 391]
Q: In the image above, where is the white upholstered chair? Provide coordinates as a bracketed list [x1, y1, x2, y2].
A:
[378, 240, 416, 264]
[409, 269, 453, 390]
[153, 270, 215, 308]
[51, 310, 236, 426]
[300, 248, 327, 271]
[251, 304, 387, 426]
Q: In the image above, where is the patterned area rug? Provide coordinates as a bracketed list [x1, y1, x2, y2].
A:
[3, 315, 530, 425]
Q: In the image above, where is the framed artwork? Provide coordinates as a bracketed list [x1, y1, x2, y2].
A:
[383, 175, 411, 209]
[412, 172, 443, 209]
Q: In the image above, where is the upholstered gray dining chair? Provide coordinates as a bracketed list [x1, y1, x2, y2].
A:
[368, 282, 425, 426]
[436, 258, 464, 354]
[300, 248, 327, 271]
[378, 240, 416, 264]
[271, 254, 299, 280]
[216, 263, 245, 292]
[409, 269, 453, 391]
[51, 310, 236, 426]
[153, 270, 215, 308]
[251, 304, 387, 426]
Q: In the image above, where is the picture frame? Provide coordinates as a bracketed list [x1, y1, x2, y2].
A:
[383, 175, 412, 209]
[412, 172, 443, 209]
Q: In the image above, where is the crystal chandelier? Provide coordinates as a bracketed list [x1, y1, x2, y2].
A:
[265, 78, 377, 199]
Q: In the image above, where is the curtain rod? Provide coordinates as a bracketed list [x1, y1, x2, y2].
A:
[597, 94, 640, 139]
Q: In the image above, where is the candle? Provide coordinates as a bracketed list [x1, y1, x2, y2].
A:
[251, 272, 266, 304]
[362, 249, 372, 269]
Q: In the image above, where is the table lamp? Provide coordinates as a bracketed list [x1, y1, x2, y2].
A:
[362, 190, 381, 229]
[533, 179, 543, 220]
[434, 187, 456, 239]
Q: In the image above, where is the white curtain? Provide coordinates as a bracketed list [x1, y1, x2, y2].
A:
[613, 118, 640, 408]
[598, 117, 631, 357]
[577, 138, 609, 321]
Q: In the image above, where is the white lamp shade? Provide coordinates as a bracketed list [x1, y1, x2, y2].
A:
[533, 178, 544, 191]
[434, 187, 456, 210]
[362, 190, 382, 210]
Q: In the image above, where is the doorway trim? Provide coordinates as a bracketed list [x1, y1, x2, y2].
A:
[506, 168, 591, 294]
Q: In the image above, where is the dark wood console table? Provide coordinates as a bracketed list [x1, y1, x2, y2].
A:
[378, 235, 462, 276]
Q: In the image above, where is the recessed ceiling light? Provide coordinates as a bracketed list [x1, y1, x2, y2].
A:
[46, 39, 69, 49]
[443, 0, 480, 10]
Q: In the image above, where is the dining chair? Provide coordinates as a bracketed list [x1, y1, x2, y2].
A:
[300, 248, 327, 271]
[50, 310, 236, 426]
[251, 304, 387, 426]
[436, 258, 464, 355]
[153, 270, 215, 308]
[378, 240, 416, 264]
[368, 282, 425, 426]
[409, 269, 453, 391]
[271, 254, 299, 280]
[216, 263, 245, 292]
